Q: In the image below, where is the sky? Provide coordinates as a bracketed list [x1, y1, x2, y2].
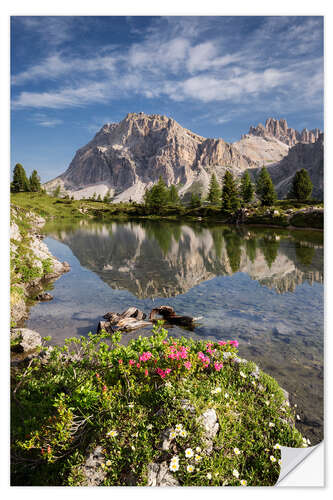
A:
[10, 15, 324, 183]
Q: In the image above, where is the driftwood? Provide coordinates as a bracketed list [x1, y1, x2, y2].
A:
[149, 306, 200, 330]
[98, 306, 201, 334]
[98, 307, 150, 333]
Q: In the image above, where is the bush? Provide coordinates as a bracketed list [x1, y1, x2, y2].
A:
[11, 323, 305, 486]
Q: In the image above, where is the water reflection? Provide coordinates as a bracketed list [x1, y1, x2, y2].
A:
[44, 220, 323, 298]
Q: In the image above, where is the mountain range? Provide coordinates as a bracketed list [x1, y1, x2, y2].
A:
[44, 113, 323, 201]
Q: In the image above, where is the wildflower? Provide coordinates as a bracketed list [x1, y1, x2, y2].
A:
[107, 430, 118, 438]
[218, 341, 226, 346]
[265, 400, 270, 406]
[95, 373, 100, 378]
[233, 469, 239, 478]
[285, 401, 290, 407]
[225, 392, 229, 398]
[229, 340, 239, 348]
[144, 368, 149, 377]
[101, 463, 105, 469]
[234, 447, 241, 455]
[128, 403, 134, 408]
[170, 455, 179, 464]
[207, 472, 212, 480]
[296, 414, 301, 421]
[278, 460, 282, 466]
[175, 424, 183, 432]
[270, 456, 276, 463]
[187, 465, 195, 473]
[239, 371, 246, 378]
[184, 361, 192, 370]
[179, 429, 187, 437]
[118, 359, 123, 365]
[211, 387, 222, 394]
[102, 385, 107, 392]
[106, 460, 111, 466]
[47, 446, 51, 454]
[251, 381, 256, 386]
[131, 445, 136, 451]
[169, 430, 177, 439]
[240, 479, 247, 486]
[214, 362, 223, 371]
[169, 461, 179, 472]
[195, 454, 202, 463]
[196, 447, 201, 453]
[147, 424, 153, 430]
[185, 448, 194, 458]
[129, 359, 135, 366]
[139, 351, 152, 362]
[273, 443, 281, 450]
[294, 403, 297, 407]
[307, 438, 311, 445]
[269, 422, 275, 427]
[136, 363, 141, 369]
[165, 381, 172, 388]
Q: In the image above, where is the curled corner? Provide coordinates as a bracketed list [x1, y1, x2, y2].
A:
[276, 443, 323, 485]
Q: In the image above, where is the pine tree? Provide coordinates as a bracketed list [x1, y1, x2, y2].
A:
[11, 163, 29, 192]
[103, 189, 112, 203]
[143, 176, 169, 213]
[256, 167, 277, 206]
[97, 194, 102, 201]
[221, 170, 240, 212]
[168, 184, 180, 205]
[207, 173, 221, 204]
[190, 192, 202, 209]
[240, 171, 254, 204]
[29, 169, 41, 192]
[289, 169, 313, 200]
[53, 185, 61, 198]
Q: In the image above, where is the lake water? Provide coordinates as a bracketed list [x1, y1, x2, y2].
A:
[27, 219, 324, 444]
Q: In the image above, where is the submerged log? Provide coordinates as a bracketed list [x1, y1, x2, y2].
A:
[149, 306, 198, 330]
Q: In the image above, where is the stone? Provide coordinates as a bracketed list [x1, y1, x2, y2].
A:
[11, 328, 42, 354]
[80, 446, 107, 486]
[36, 292, 53, 301]
[147, 461, 179, 487]
[197, 408, 219, 455]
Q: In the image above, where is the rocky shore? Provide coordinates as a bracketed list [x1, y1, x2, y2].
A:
[10, 205, 70, 326]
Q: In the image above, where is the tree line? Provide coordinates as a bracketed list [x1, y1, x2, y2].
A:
[11, 163, 42, 193]
[143, 167, 313, 213]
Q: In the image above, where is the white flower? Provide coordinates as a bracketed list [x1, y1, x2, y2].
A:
[285, 401, 290, 407]
[265, 400, 270, 406]
[273, 443, 281, 450]
[233, 469, 239, 478]
[179, 429, 187, 437]
[170, 455, 179, 464]
[195, 454, 202, 463]
[107, 430, 118, 437]
[211, 387, 222, 394]
[225, 392, 229, 398]
[302, 437, 307, 443]
[278, 459, 282, 466]
[187, 464, 195, 473]
[169, 461, 179, 472]
[269, 422, 275, 428]
[131, 445, 135, 451]
[296, 414, 301, 421]
[270, 456, 277, 463]
[128, 403, 134, 408]
[185, 448, 194, 458]
[234, 447, 241, 455]
[251, 381, 256, 386]
[147, 424, 153, 430]
[240, 371, 246, 378]
[196, 446, 201, 453]
[165, 381, 172, 388]
[207, 472, 212, 480]
[240, 479, 247, 486]
[226, 402, 230, 407]
[294, 404, 297, 408]
[307, 438, 311, 445]
[175, 424, 183, 432]
[105, 460, 111, 466]
[169, 430, 177, 439]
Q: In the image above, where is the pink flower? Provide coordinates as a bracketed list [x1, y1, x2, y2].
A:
[118, 359, 123, 365]
[136, 363, 141, 369]
[144, 368, 149, 377]
[214, 362, 223, 371]
[218, 341, 226, 346]
[139, 352, 152, 362]
[95, 373, 100, 378]
[229, 340, 239, 348]
[165, 368, 171, 374]
[129, 359, 135, 366]
[184, 361, 192, 370]
[102, 385, 107, 392]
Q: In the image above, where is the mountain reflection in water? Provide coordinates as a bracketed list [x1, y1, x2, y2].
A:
[27, 220, 323, 445]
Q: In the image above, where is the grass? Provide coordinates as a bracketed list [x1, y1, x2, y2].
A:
[11, 324, 306, 487]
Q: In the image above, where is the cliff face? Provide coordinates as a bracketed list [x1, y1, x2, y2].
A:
[44, 112, 323, 202]
[245, 117, 321, 146]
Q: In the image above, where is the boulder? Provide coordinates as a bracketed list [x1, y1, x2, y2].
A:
[147, 461, 179, 487]
[36, 292, 53, 301]
[197, 408, 219, 454]
[11, 328, 42, 354]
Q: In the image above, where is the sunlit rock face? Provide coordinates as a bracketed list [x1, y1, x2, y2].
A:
[48, 222, 323, 299]
[245, 117, 321, 146]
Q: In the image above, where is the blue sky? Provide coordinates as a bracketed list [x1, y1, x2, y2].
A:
[10, 16, 324, 182]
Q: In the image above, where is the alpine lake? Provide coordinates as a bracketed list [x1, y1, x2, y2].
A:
[26, 219, 324, 445]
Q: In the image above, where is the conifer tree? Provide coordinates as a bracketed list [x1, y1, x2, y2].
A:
[168, 184, 180, 205]
[221, 170, 240, 212]
[289, 169, 313, 200]
[190, 192, 202, 209]
[240, 171, 254, 204]
[29, 169, 41, 192]
[143, 176, 169, 213]
[97, 194, 102, 201]
[256, 167, 277, 206]
[207, 173, 221, 204]
[11, 163, 29, 192]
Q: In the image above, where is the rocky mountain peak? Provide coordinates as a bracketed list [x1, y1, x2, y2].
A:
[247, 117, 322, 146]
